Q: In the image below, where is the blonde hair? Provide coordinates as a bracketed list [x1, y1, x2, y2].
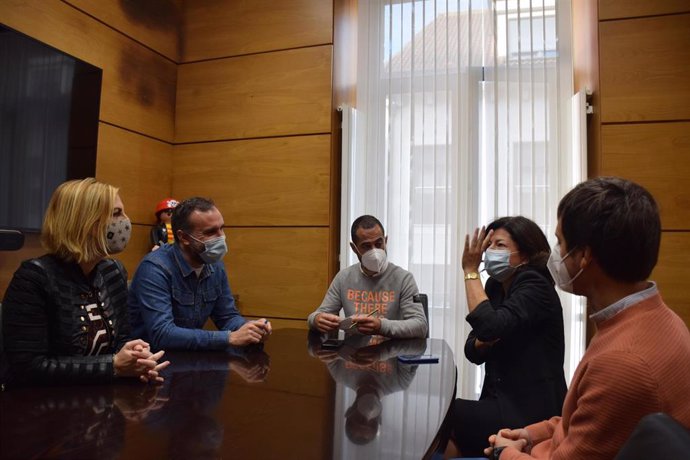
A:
[41, 178, 119, 263]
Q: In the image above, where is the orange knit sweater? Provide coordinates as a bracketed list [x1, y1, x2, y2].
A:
[501, 293, 690, 460]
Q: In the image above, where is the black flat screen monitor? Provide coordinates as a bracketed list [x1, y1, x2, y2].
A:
[0, 24, 102, 232]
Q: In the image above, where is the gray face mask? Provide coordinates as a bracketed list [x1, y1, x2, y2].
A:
[106, 217, 131, 254]
[484, 248, 520, 282]
[189, 233, 227, 264]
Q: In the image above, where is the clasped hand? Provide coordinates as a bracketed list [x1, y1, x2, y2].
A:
[114, 339, 170, 384]
[484, 428, 532, 457]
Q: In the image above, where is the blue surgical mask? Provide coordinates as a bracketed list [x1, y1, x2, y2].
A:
[484, 248, 521, 282]
[188, 233, 227, 264]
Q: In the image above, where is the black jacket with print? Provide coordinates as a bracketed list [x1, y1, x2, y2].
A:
[2, 254, 130, 386]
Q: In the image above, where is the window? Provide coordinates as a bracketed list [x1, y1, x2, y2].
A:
[347, 0, 583, 397]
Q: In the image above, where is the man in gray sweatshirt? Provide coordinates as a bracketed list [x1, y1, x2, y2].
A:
[307, 215, 428, 339]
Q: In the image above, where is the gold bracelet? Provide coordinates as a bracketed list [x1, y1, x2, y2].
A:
[464, 272, 479, 281]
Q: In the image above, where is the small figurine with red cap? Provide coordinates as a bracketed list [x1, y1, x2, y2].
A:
[150, 198, 179, 251]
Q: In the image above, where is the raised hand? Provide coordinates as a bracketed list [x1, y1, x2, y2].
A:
[462, 226, 493, 273]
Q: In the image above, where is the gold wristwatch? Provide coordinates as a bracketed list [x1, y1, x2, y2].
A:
[464, 272, 479, 281]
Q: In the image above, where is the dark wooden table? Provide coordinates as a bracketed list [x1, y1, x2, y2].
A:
[0, 329, 455, 460]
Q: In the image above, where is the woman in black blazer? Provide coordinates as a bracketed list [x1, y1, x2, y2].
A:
[451, 216, 567, 457]
[1, 178, 169, 387]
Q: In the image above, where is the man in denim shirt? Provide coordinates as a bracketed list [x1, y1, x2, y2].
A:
[129, 197, 271, 350]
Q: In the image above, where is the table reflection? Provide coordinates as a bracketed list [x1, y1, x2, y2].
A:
[1, 381, 127, 458]
[0, 346, 269, 460]
[139, 346, 269, 460]
[0, 330, 453, 460]
[309, 333, 455, 460]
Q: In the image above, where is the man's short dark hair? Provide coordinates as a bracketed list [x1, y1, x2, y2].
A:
[351, 215, 385, 244]
[172, 197, 216, 243]
[557, 177, 660, 283]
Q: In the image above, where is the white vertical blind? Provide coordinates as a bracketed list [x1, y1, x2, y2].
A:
[349, 0, 583, 399]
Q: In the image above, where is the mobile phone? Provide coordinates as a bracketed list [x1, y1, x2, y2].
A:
[322, 329, 346, 349]
[397, 354, 439, 364]
[322, 339, 343, 349]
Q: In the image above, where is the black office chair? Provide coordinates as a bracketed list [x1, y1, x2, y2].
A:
[413, 293, 429, 338]
[0, 229, 24, 251]
[614, 412, 690, 460]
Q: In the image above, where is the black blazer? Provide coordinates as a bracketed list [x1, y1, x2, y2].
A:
[2, 255, 130, 386]
[464, 267, 567, 428]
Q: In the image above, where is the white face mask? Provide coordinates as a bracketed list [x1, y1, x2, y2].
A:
[360, 248, 388, 275]
[547, 243, 583, 293]
[355, 393, 383, 421]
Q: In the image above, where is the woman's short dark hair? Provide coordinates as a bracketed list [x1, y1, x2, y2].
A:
[557, 177, 660, 283]
[172, 197, 216, 242]
[351, 215, 385, 244]
[487, 216, 552, 280]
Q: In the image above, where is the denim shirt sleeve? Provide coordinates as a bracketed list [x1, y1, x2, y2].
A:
[209, 263, 246, 333]
[131, 260, 230, 351]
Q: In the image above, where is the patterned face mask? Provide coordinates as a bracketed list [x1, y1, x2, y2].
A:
[106, 217, 131, 254]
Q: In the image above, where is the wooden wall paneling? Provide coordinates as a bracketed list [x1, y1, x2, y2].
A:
[64, 0, 181, 62]
[173, 135, 331, 226]
[181, 0, 333, 62]
[176, 45, 333, 142]
[572, 0, 601, 177]
[599, 14, 690, 122]
[334, 0, 358, 109]
[0, 0, 176, 141]
[225, 228, 330, 320]
[652, 232, 690, 328]
[114, 224, 152, 278]
[96, 123, 173, 226]
[330, 0, 359, 280]
[600, 122, 690, 230]
[0, 227, 150, 293]
[599, 0, 690, 21]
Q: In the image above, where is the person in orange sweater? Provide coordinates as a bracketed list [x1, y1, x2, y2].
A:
[486, 177, 690, 460]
